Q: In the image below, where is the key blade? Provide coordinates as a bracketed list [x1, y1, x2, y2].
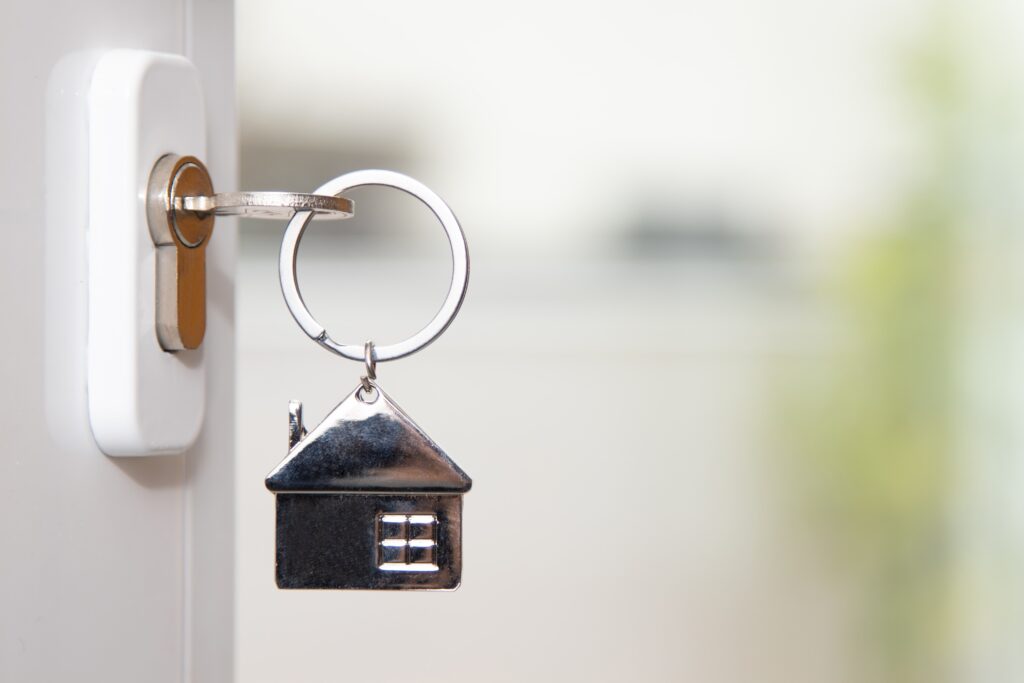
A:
[180, 192, 354, 220]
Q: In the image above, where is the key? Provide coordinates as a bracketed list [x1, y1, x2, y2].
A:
[179, 190, 354, 219]
[147, 154, 354, 351]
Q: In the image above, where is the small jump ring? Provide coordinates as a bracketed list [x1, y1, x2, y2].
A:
[360, 340, 377, 392]
[278, 170, 469, 363]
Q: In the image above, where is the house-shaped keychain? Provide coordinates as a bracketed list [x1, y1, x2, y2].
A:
[265, 383, 472, 590]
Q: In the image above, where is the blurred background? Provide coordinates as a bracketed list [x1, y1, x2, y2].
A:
[234, 0, 1024, 680]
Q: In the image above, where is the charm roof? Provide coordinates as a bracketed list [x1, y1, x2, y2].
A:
[265, 385, 472, 494]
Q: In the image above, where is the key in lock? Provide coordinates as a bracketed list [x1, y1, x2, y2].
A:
[146, 154, 354, 351]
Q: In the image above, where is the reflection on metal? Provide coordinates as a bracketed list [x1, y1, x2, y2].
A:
[266, 382, 471, 589]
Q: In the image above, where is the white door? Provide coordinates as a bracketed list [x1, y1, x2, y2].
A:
[0, 2, 235, 681]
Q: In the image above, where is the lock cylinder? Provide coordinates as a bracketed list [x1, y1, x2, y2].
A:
[145, 155, 355, 352]
[147, 154, 216, 351]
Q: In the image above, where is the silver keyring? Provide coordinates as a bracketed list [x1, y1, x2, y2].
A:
[279, 169, 469, 362]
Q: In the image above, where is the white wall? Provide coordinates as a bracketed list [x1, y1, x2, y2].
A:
[0, 2, 235, 681]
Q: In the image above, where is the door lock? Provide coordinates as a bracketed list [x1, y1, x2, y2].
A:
[146, 154, 354, 351]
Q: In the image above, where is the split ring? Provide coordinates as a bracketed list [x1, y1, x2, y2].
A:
[279, 170, 469, 362]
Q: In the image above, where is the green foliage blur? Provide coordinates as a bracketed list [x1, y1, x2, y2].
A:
[781, 4, 1009, 680]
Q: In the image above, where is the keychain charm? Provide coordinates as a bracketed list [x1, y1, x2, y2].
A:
[265, 170, 471, 590]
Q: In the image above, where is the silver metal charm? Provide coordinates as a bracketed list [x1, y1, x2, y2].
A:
[266, 381, 471, 589]
[266, 171, 471, 590]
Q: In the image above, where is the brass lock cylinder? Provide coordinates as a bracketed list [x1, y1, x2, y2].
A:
[147, 154, 215, 351]
[146, 154, 354, 352]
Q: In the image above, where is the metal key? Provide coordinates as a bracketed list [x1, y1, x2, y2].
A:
[147, 154, 354, 351]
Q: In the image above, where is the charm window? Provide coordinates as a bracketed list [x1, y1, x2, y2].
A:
[377, 514, 439, 572]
